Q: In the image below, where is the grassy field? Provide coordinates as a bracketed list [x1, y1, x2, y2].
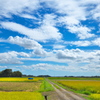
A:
[0, 92, 44, 100]
[0, 77, 43, 82]
[49, 77, 100, 100]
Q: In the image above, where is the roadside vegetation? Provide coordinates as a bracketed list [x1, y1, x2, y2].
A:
[39, 79, 54, 92]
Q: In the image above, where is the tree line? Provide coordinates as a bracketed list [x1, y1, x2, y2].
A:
[0, 69, 22, 77]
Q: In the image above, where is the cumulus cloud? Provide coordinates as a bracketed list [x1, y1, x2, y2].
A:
[7, 36, 42, 49]
[92, 38, 100, 46]
[67, 25, 95, 39]
[0, 51, 30, 64]
[0, 0, 100, 74]
[53, 49, 100, 64]
[33, 48, 47, 57]
[56, 50, 76, 60]
[15, 62, 100, 73]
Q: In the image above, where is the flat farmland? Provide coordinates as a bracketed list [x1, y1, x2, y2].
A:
[0, 92, 44, 100]
[0, 82, 41, 91]
[49, 77, 100, 100]
[0, 77, 44, 100]
[0, 77, 43, 82]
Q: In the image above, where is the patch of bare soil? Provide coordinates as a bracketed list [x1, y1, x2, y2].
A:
[42, 91, 63, 100]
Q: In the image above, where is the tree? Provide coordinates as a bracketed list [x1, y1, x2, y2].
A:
[12, 71, 22, 77]
[1, 69, 12, 77]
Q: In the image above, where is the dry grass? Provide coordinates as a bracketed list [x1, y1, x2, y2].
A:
[0, 82, 41, 92]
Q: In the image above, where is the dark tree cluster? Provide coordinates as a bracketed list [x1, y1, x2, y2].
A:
[37, 75, 51, 77]
[0, 69, 22, 77]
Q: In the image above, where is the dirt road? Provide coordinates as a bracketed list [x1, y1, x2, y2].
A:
[47, 80, 87, 100]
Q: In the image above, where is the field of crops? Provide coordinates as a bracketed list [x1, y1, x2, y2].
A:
[0, 77, 43, 82]
[0, 82, 41, 91]
[57, 80, 100, 100]
[90, 94, 100, 100]
[49, 77, 100, 80]
[0, 77, 44, 100]
[0, 92, 44, 100]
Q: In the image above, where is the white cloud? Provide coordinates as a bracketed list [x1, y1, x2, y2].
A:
[7, 36, 42, 49]
[0, 51, 30, 64]
[67, 25, 95, 39]
[1, 15, 62, 41]
[58, 16, 80, 26]
[44, 0, 86, 20]
[92, 38, 100, 46]
[43, 0, 97, 39]
[0, 0, 40, 18]
[0, 66, 7, 68]
[17, 63, 68, 71]
[53, 49, 100, 64]
[6, 48, 99, 72]
[24, 49, 100, 66]
[20, 14, 38, 20]
[56, 50, 76, 60]
[15, 61, 100, 72]
[66, 37, 100, 47]
[68, 41, 91, 47]
[53, 44, 65, 49]
[32, 48, 47, 57]
[90, 4, 100, 20]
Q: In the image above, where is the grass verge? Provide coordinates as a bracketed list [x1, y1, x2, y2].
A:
[39, 79, 54, 92]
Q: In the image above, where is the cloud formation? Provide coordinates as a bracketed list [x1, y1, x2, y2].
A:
[0, 0, 100, 75]
[0, 0, 40, 18]
[0, 51, 30, 64]
[8, 36, 42, 49]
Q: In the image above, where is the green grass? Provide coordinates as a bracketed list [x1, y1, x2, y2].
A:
[0, 92, 44, 100]
[39, 79, 54, 92]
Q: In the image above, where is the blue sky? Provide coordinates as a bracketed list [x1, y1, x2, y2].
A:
[0, 0, 100, 76]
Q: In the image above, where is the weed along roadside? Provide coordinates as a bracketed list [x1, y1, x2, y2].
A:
[39, 79, 54, 100]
